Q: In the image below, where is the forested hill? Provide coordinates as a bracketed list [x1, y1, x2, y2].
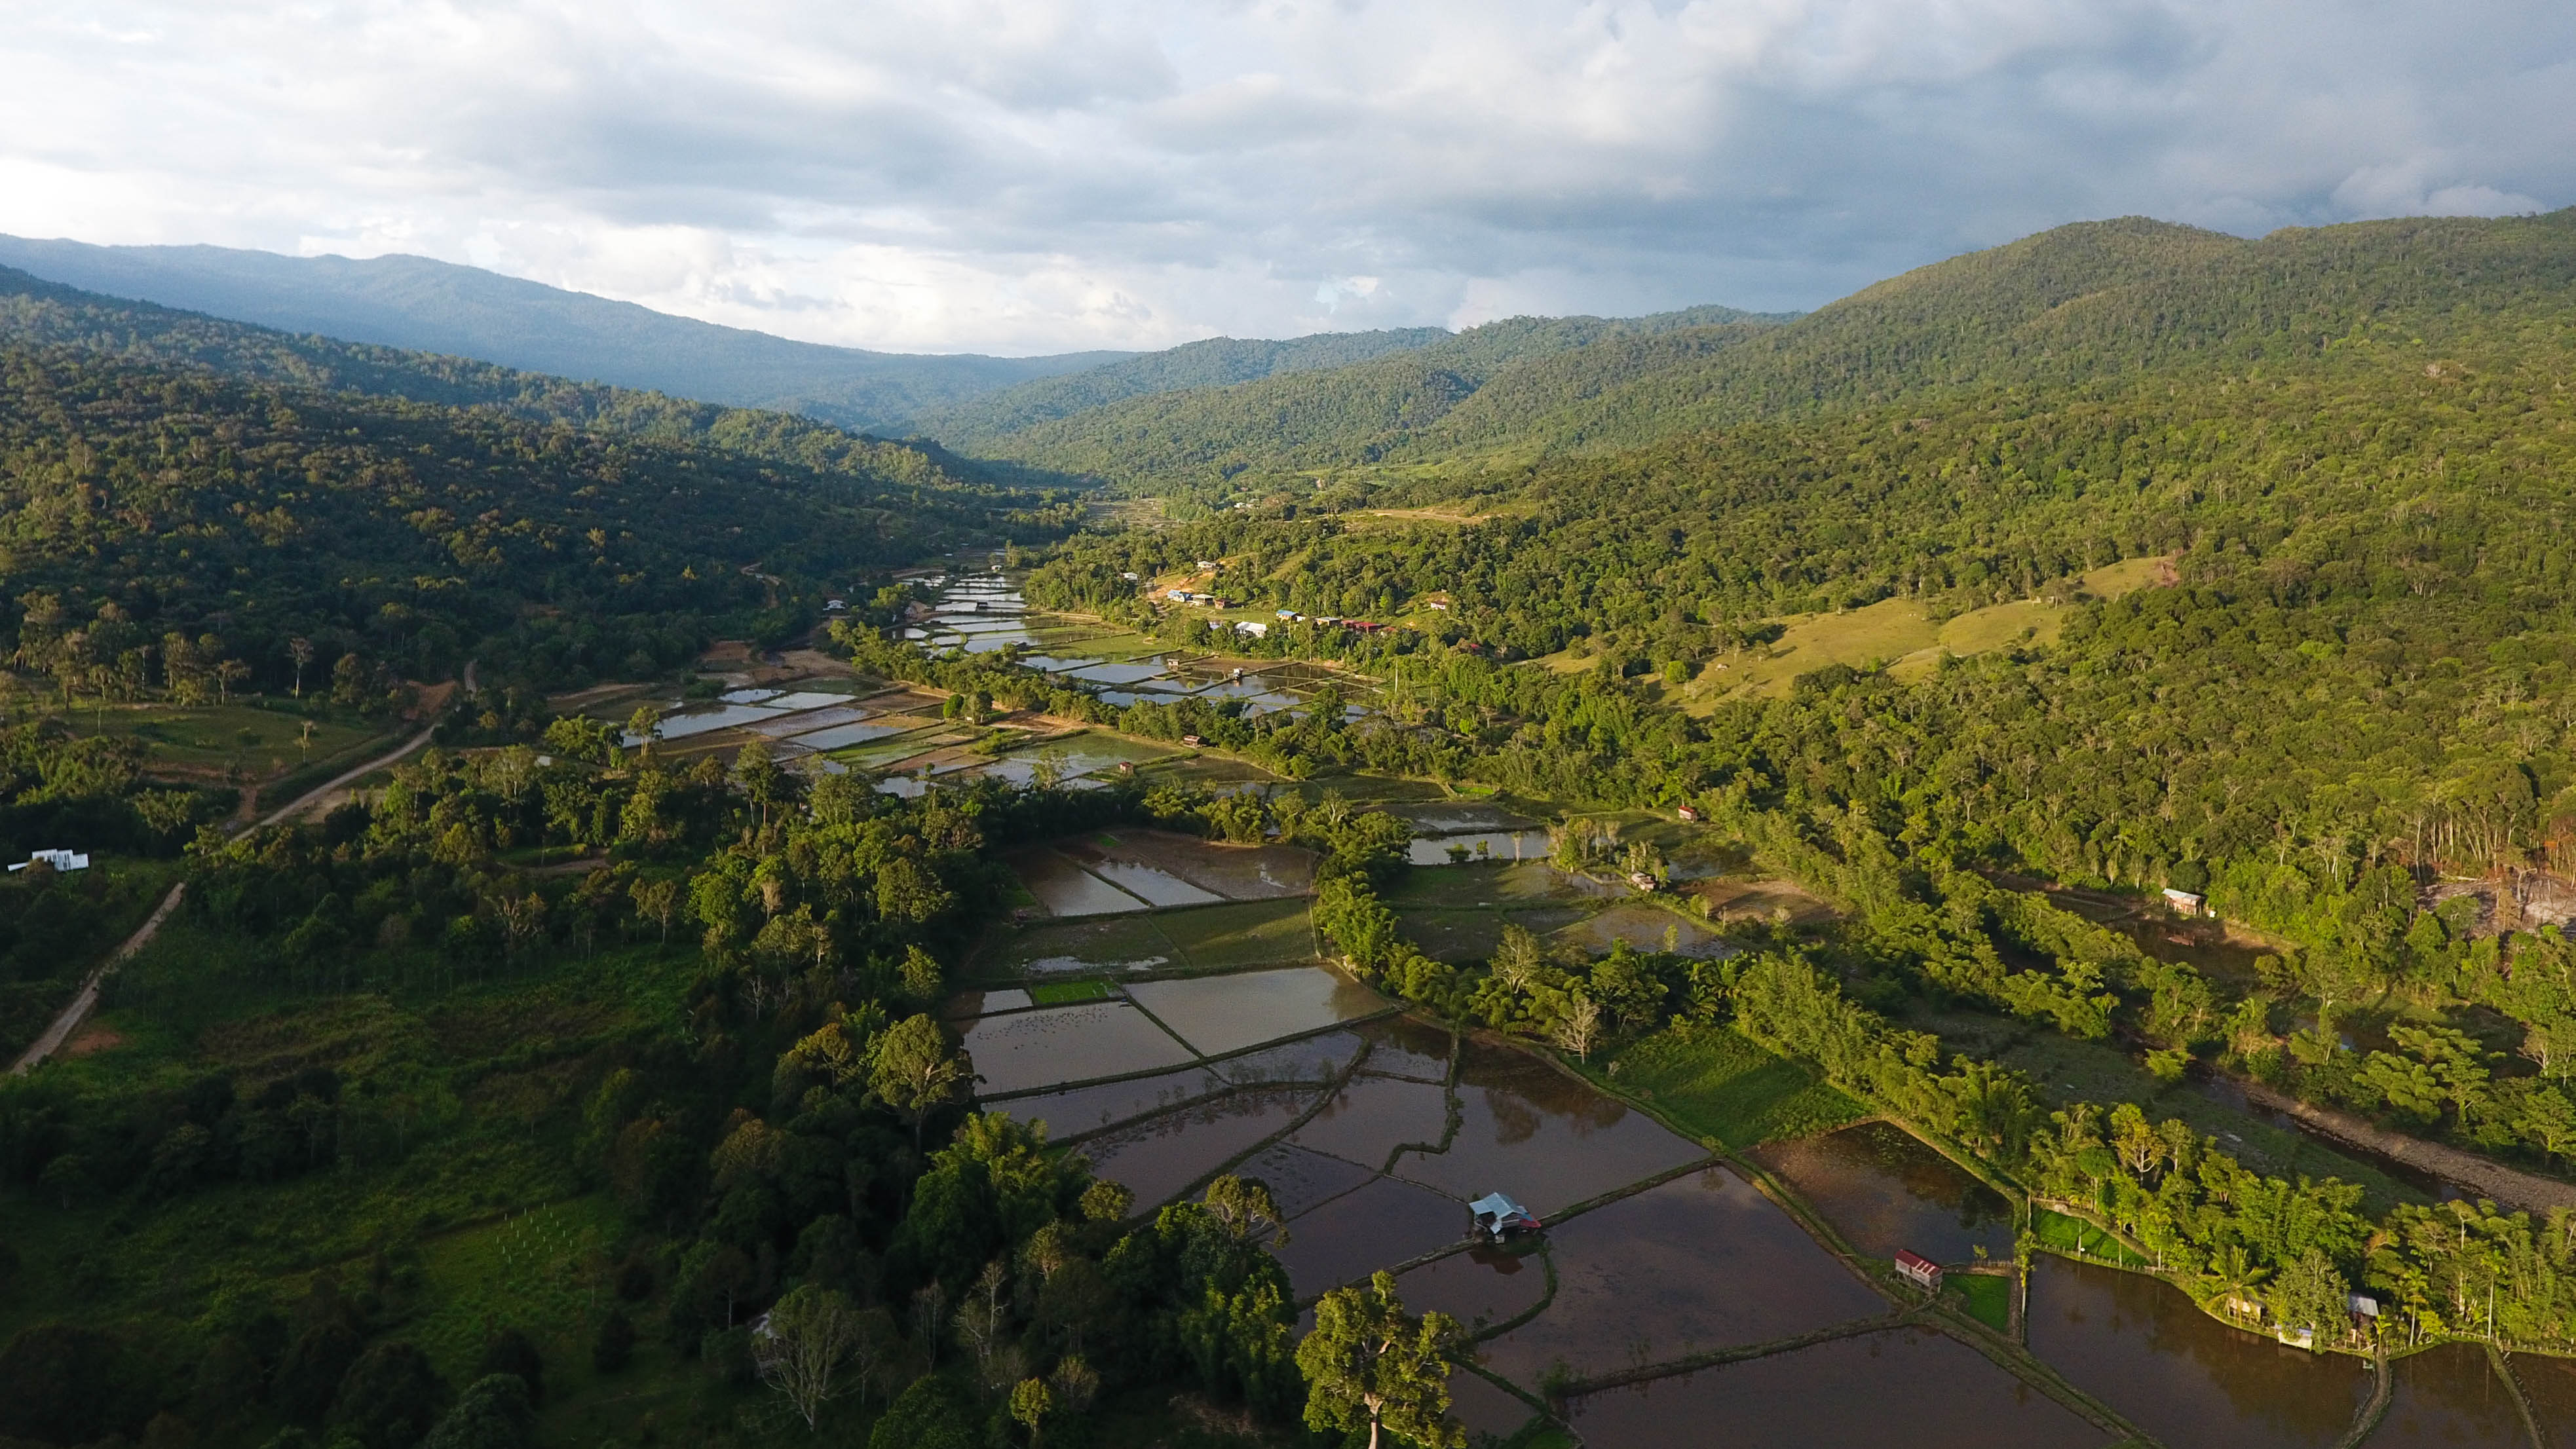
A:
[930, 304, 1794, 487]
[900, 326, 1454, 444]
[0, 235, 1130, 431]
[905, 304, 1781, 448]
[0, 267, 1019, 500]
[951, 210, 2576, 491]
[0, 330, 1061, 696]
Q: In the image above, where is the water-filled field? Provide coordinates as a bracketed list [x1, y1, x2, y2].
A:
[1566, 1328, 2106, 1448]
[1392, 1039, 1706, 1214]
[1394, 1245, 1548, 1336]
[1473, 1167, 1887, 1386]
[1235, 1142, 1378, 1216]
[1213, 1029, 1367, 1085]
[2024, 1257, 2367, 1448]
[958, 1000, 1194, 1093]
[1272, 1175, 1466, 1298]
[1126, 964, 1386, 1056]
[1751, 1119, 2016, 1263]
[990, 1065, 1230, 1140]
[2371, 1344, 2535, 1448]
[1287, 1074, 1453, 1169]
[1078, 1089, 1319, 1209]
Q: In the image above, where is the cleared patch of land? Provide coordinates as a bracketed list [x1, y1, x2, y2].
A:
[1593, 1028, 1867, 1149]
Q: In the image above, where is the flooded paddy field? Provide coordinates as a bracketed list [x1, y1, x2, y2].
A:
[1236, 1142, 1378, 1217]
[1010, 848, 1151, 916]
[1080, 858, 1225, 907]
[1473, 1167, 1886, 1387]
[1289, 1074, 1454, 1169]
[2025, 1257, 2366, 1449]
[1393, 1039, 1707, 1215]
[1355, 1015, 1453, 1080]
[1394, 1245, 1548, 1336]
[2515, 1352, 2576, 1440]
[1059, 829, 1314, 899]
[1407, 829, 1554, 866]
[1566, 1327, 2108, 1448]
[989, 1065, 1230, 1140]
[2372, 1344, 2533, 1447]
[958, 1000, 1195, 1093]
[1447, 1372, 1539, 1442]
[1212, 1028, 1366, 1085]
[1077, 1088, 1319, 1209]
[1751, 1119, 2015, 1263]
[1272, 1175, 1468, 1298]
[1390, 803, 1539, 833]
[1126, 964, 1388, 1056]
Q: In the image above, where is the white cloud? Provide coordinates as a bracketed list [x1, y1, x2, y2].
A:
[0, 0, 2568, 353]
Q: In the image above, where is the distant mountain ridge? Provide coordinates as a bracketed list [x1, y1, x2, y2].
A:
[940, 210, 2576, 490]
[0, 235, 1133, 431]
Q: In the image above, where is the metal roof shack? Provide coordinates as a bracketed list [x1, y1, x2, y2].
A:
[1469, 1192, 1541, 1241]
[1893, 1250, 1942, 1290]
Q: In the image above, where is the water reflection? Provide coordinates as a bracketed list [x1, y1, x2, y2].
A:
[987, 1064, 1228, 1138]
[1392, 1039, 1705, 1215]
[1568, 1327, 2102, 1448]
[2372, 1343, 2528, 1448]
[2514, 1352, 2576, 1445]
[1397, 1245, 1548, 1336]
[2026, 1256, 2365, 1449]
[1076, 1088, 1314, 1209]
[1272, 1175, 1464, 1299]
[1475, 1166, 1886, 1387]
[958, 1001, 1196, 1094]
[1751, 1120, 2016, 1263]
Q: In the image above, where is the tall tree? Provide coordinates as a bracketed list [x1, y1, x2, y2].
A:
[1296, 1271, 1466, 1449]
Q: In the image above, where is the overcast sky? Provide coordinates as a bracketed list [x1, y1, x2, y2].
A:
[3, 1, 2570, 355]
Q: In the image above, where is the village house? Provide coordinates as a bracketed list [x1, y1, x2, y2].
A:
[1893, 1250, 1942, 1291]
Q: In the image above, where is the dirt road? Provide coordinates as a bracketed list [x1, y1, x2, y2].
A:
[10, 667, 470, 1074]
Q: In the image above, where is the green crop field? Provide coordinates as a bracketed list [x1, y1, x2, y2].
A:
[1597, 1027, 1866, 1148]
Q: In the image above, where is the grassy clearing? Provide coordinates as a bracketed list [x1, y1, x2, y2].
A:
[1954, 1272, 2013, 1330]
[1031, 980, 1110, 1006]
[1154, 897, 1317, 969]
[65, 700, 380, 776]
[1597, 1026, 1867, 1149]
[2032, 1207, 2150, 1267]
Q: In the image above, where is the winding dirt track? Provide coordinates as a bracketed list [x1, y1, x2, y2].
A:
[2237, 1078, 2576, 1214]
[8, 681, 464, 1075]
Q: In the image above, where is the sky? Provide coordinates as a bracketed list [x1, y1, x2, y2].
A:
[2, 1, 2571, 356]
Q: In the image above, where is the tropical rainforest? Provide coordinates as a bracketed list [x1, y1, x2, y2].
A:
[3, 208, 2576, 1449]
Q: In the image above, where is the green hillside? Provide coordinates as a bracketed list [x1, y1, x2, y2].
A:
[903, 326, 1452, 443]
[953, 211, 2576, 492]
[0, 288, 1064, 695]
[0, 267, 1032, 499]
[946, 305, 1791, 487]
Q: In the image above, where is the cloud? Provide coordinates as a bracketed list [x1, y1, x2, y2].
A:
[0, 0, 2569, 353]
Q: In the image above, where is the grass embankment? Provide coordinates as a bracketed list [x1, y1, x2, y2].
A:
[1031, 979, 1109, 1006]
[1954, 1273, 2013, 1332]
[2031, 1208, 2150, 1268]
[1597, 1026, 1866, 1149]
